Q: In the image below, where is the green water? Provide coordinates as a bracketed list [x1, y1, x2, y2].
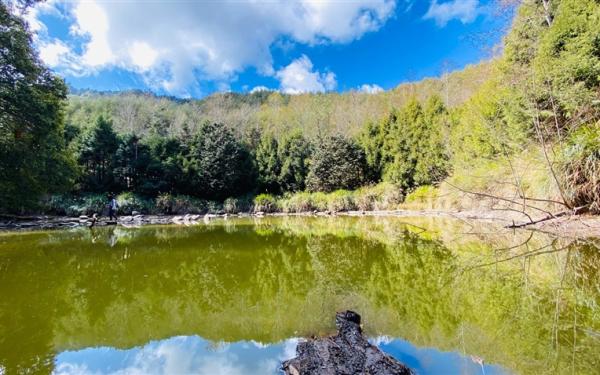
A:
[0, 216, 598, 374]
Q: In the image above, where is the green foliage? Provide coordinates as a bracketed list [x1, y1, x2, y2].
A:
[278, 132, 311, 192]
[450, 79, 524, 165]
[306, 135, 367, 192]
[354, 183, 404, 211]
[141, 135, 185, 195]
[326, 190, 356, 212]
[223, 196, 253, 214]
[43, 194, 106, 216]
[405, 186, 438, 204]
[534, 0, 600, 117]
[185, 122, 256, 200]
[560, 123, 600, 211]
[379, 96, 450, 190]
[114, 134, 152, 192]
[279, 192, 318, 213]
[116, 192, 153, 214]
[64, 62, 491, 141]
[277, 183, 401, 213]
[253, 194, 279, 213]
[74, 115, 120, 192]
[155, 193, 207, 214]
[255, 134, 281, 193]
[255, 131, 311, 194]
[359, 117, 389, 182]
[0, 2, 75, 212]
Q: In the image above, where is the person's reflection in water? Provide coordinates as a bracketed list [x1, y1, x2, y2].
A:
[107, 226, 118, 247]
[89, 226, 119, 247]
[89, 227, 99, 244]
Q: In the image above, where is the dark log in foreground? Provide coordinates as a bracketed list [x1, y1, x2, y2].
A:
[282, 311, 413, 375]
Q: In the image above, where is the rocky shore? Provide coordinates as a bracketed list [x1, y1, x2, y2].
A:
[1, 210, 599, 238]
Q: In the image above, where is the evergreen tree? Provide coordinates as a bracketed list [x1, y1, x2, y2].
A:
[186, 122, 255, 200]
[75, 115, 120, 192]
[383, 98, 425, 189]
[380, 96, 450, 190]
[143, 136, 185, 195]
[306, 135, 367, 192]
[278, 132, 311, 192]
[359, 113, 394, 183]
[114, 134, 152, 192]
[255, 134, 281, 194]
[414, 95, 450, 185]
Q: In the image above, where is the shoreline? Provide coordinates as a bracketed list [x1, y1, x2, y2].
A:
[1, 209, 599, 238]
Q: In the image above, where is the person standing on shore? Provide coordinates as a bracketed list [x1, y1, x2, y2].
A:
[108, 194, 119, 221]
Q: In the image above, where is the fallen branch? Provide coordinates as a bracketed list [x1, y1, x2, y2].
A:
[444, 181, 556, 216]
[506, 206, 588, 229]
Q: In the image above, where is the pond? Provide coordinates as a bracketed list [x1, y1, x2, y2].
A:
[0, 216, 598, 374]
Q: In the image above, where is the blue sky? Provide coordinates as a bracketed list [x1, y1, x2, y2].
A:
[26, 0, 513, 98]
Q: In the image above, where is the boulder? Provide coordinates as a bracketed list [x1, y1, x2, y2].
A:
[282, 311, 412, 375]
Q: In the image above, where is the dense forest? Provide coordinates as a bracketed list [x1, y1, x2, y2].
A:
[2, 0, 600, 218]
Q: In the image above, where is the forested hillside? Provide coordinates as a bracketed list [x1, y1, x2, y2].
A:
[66, 62, 491, 139]
[2, 0, 599, 219]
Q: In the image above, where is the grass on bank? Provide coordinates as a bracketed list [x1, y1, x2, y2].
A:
[42, 182, 404, 216]
[41, 147, 565, 217]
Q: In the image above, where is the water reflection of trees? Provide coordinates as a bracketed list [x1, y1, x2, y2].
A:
[0, 217, 598, 374]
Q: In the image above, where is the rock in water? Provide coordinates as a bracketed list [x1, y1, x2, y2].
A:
[282, 311, 413, 375]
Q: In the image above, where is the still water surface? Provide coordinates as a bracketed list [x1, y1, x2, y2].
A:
[0, 216, 598, 374]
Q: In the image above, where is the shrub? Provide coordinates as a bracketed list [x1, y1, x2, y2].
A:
[44, 194, 107, 216]
[42, 194, 74, 215]
[280, 192, 315, 213]
[561, 124, 600, 212]
[155, 193, 174, 214]
[326, 190, 356, 212]
[155, 193, 207, 214]
[206, 200, 224, 214]
[354, 186, 379, 211]
[253, 194, 279, 213]
[117, 192, 152, 214]
[363, 183, 403, 210]
[224, 196, 253, 214]
[405, 185, 438, 204]
[311, 192, 329, 211]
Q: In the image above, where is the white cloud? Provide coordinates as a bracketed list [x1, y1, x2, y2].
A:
[129, 41, 159, 71]
[370, 335, 394, 346]
[54, 363, 101, 375]
[30, 0, 396, 96]
[423, 0, 481, 27]
[38, 40, 70, 66]
[249, 86, 271, 93]
[71, 0, 113, 67]
[276, 55, 337, 94]
[280, 338, 300, 361]
[359, 84, 384, 94]
[54, 337, 301, 375]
